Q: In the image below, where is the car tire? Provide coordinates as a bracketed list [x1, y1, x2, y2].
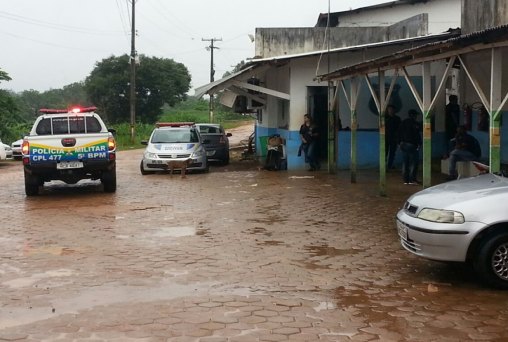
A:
[102, 167, 117, 193]
[474, 232, 508, 289]
[24, 170, 40, 196]
[140, 161, 152, 175]
[222, 154, 230, 165]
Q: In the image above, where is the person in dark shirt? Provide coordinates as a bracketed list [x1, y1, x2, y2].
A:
[445, 95, 461, 141]
[299, 114, 320, 171]
[385, 104, 401, 170]
[398, 109, 421, 185]
[447, 125, 481, 180]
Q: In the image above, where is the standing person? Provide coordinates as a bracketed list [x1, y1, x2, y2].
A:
[298, 114, 320, 171]
[385, 104, 401, 170]
[445, 95, 461, 142]
[398, 109, 421, 185]
[298, 114, 312, 163]
[447, 125, 481, 180]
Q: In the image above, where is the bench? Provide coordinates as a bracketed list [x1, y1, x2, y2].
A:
[441, 159, 488, 179]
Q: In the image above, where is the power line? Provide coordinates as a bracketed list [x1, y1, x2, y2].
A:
[0, 10, 124, 36]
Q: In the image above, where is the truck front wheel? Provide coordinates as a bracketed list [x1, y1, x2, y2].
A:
[24, 170, 40, 196]
[102, 167, 117, 193]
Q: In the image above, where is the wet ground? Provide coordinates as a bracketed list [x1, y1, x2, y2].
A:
[1, 145, 508, 341]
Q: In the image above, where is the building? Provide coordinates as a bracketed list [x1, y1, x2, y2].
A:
[196, 0, 499, 187]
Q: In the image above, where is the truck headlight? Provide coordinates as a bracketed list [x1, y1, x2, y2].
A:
[418, 208, 465, 224]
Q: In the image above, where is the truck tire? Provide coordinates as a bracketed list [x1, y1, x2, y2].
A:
[24, 171, 40, 196]
[473, 232, 508, 289]
[102, 167, 117, 193]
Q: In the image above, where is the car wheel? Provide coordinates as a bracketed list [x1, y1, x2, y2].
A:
[474, 232, 508, 289]
[24, 170, 40, 196]
[102, 167, 117, 193]
[140, 161, 152, 175]
[222, 154, 230, 165]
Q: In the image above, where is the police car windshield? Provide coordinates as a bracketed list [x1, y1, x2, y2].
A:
[151, 129, 199, 143]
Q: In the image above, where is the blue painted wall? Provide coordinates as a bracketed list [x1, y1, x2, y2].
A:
[255, 111, 508, 170]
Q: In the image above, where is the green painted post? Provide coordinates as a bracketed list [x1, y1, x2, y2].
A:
[350, 77, 359, 183]
[490, 114, 501, 174]
[422, 114, 432, 187]
[379, 112, 386, 195]
[351, 109, 357, 183]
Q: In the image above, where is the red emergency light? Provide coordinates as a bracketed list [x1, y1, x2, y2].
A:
[39, 106, 97, 114]
[156, 122, 195, 128]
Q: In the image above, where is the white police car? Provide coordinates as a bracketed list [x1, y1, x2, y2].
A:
[140, 122, 209, 175]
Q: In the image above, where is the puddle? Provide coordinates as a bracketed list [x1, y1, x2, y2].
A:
[23, 246, 77, 256]
[304, 245, 360, 257]
[0, 279, 217, 329]
[258, 240, 284, 246]
[152, 226, 196, 238]
[3, 269, 74, 288]
[246, 227, 272, 237]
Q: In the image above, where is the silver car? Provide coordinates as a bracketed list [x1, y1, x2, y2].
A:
[140, 123, 209, 175]
[11, 138, 23, 160]
[397, 173, 508, 289]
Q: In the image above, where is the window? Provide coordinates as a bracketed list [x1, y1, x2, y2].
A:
[35, 116, 103, 135]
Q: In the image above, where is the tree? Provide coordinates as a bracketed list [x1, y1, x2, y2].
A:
[85, 54, 191, 124]
[0, 68, 18, 140]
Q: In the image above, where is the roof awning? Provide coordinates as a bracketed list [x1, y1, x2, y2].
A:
[194, 65, 257, 98]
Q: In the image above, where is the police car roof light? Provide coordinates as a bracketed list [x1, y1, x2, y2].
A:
[156, 122, 195, 128]
[39, 106, 97, 114]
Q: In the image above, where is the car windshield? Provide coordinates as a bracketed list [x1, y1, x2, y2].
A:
[198, 125, 221, 134]
[151, 129, 199, 143]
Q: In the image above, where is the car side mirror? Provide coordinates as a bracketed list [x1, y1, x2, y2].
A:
[226, 133, 232, 137]
[108, 128, 117, 136]
[141, 140, 148, 145]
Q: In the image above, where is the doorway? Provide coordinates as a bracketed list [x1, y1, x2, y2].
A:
[307, 86, 329, 165]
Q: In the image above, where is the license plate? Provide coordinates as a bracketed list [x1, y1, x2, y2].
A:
[57, 161, 83, 169]
[397, 220, 408, 239]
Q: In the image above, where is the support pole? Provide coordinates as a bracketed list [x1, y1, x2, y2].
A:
[350, 77, 360, 183]
[422, 62, 432, 188]
[490, 48, 502, 174]
[202, 38, 222, 123]
[378, 71, 387, 196]
[129, 0, 136, 144]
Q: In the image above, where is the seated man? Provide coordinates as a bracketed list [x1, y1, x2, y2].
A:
[447, 125, 481, 180]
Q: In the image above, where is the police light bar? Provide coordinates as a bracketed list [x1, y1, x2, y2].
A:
[39, 106, 97, 114]
[156, 122, 195, 127]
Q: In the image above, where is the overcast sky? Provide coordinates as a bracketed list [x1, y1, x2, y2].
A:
[0, 0, 388, 93]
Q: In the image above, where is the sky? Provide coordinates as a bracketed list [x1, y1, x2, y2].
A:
[0, 0, 388, 94]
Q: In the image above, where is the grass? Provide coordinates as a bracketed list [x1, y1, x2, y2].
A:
[112, 99, 255, 150]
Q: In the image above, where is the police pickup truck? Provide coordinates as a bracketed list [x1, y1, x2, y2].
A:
[21, 107, 117, 196]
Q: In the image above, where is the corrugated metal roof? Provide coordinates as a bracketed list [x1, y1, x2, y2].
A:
[194, 65, 256, 98]
[318, 25, 508, 81]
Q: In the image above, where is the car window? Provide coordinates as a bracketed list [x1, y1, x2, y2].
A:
[36, 116, 102, 135]
[198, 125, 221, 134]
[35, 118, 52, 135]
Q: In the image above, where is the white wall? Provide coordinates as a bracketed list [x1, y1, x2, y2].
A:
[338, 0, 461, 34]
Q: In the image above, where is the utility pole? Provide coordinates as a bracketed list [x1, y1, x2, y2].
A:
[129, 0, 137, 143]
[202, 37, 222, 123]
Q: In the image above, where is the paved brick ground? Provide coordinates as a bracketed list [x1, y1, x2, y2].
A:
[1, 150, 508, 341]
